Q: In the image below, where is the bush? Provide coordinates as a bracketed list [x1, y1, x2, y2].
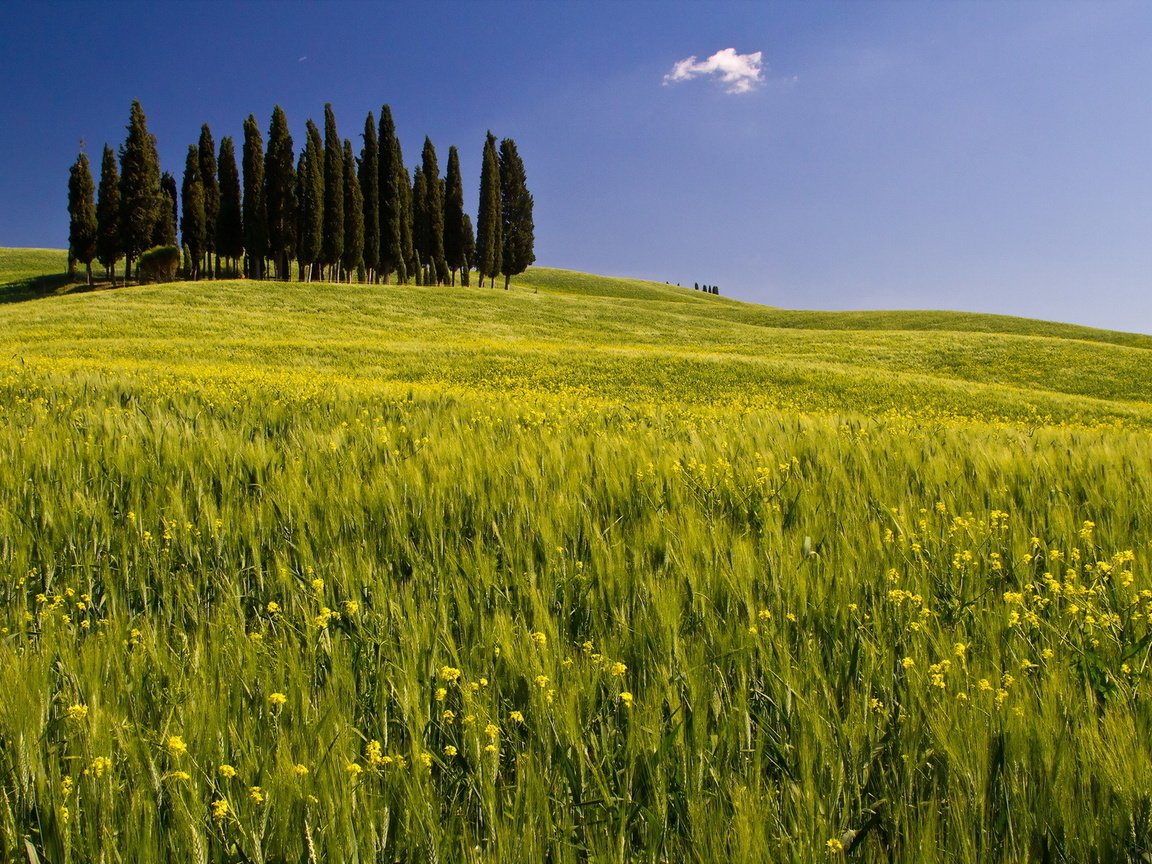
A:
[137, 245, 180, 284]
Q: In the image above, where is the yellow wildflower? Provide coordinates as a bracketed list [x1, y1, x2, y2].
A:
[89, 756, 112, 778]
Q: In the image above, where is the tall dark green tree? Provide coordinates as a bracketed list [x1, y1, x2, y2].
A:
[358, 112, 380, 282]
[180, 145, 206, 279]
[198, 124, 219, 277]
[411, 167, 429, 284]
[460, 213, 475, 287]
[377, 105, 406, 284]
[155, 171, 178, 247]
[265, 105, 297, 281]
[294, 151, 308, 281]
[241, 114, 267, 279]
[420, 137, 448, 285]
[443, 145, 466, 286]
[95, 144, 122, 283]
[341, 139, 364, 281]
[67, 152, 98, 285]
[499, 137, 535, 290]
[475, 131, 502, 288]
[298, 119, 324, 282]
[215, 137, 244, 275]
[118, 100, 162, 281]
[399, 157, 415, 282]
[321, 103, 344, 280]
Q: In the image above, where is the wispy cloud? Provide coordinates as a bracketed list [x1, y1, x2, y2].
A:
[664, 48, 764, 94]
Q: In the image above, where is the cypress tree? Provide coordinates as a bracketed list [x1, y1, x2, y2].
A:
[198, 124, 219, 277]
[67, 152, 98, 285]
[475, 131, 501, 288]
[321, 103, 344, 281]
[499, 137, 534, 290]
[420, 137, 448, 285]
[377, 105, 406, 284]
[118, 100, 161, 281]
[241, 114, 267, 279]
[265, 105, 297, 281]
[96, 144, 122, 284]
[155, 171, 178, 247]
[180, 144, 206, 279]
[295, 151, 307, 281]
[399, 151, 415, 282]
[215, 136, 244, 276]
[443, 145, 466, 285]
[298, 120, 324, 282]
[460, 213, 475, 286]
[411, 167, 429, 284]
[359, 112, 380, 282]
[342, 138, 364, 282]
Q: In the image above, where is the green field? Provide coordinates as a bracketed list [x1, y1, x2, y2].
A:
[2, 248, 1151, 862]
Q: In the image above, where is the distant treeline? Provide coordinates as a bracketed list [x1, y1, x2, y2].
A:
[66, 101, 534, 289]
[694, 283, 719, 295]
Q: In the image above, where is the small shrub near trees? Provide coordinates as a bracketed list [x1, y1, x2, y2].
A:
[137, 245, 180, 284]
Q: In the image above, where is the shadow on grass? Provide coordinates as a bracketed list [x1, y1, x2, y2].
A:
[0, 272, 99, 304]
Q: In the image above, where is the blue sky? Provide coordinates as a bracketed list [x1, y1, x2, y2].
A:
[3, 1, 1151, 333]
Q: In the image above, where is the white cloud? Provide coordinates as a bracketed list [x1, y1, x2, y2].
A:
[664, 48, 765, 94]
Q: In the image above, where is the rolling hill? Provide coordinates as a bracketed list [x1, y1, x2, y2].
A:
[2, 248, 1150, 428]
[2, 247, 1152, 863]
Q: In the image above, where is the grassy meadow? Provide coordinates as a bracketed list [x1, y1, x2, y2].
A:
[2, 248, 1152, 862]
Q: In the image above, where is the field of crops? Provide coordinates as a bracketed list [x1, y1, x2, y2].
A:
[2, 249, 1151, 862]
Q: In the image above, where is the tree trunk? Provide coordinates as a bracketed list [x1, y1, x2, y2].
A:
[86, 262, 92, 286]
[504, 273, 510, 290]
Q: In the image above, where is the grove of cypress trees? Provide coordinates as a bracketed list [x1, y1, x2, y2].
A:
[298, 119, 324, 282]
[443, 145, 466, 286]
[216, 136, 244, 276]
[198, 124, 219, 277]
[155, 171, 178, 247]
[241, 114, 267, 279]
[420, 137, 448, 285]
[118, 100, 162, 281]
[96, 144, 122, 284]
[475, 131, 502, 288]
[67, 152, 98, 285]
[498, 137, 535, 290]
[265, 105, 297, 281]
[359, 112, 380, 282]
[377, 106, 406, 284]
[321, 103, 344, 281]
[341, 139, 364, 281]
[180, 144, 206, 279]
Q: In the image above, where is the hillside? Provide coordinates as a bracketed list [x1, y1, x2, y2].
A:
[2, 248, 1150, 428]
[3, 248, 1152, 863]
